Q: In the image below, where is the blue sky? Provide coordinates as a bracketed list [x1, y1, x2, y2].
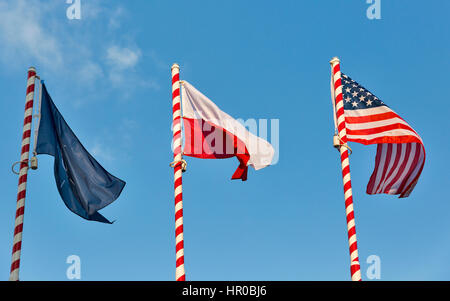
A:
[0, 0, 449, 281]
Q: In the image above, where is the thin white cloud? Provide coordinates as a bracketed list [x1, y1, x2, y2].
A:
[78, 61, 104, 84]
[0, 0, 63, 68]
[90, 141, 115, 163]
[147, 50, 167, 71]
[0, 0, 160, 102]
[80, 0, 103, 19]
[104, 45, 159, 93]
[108, 7, 125, 30]
[106, 46, 141, 70]
[87, 118, 139, 164]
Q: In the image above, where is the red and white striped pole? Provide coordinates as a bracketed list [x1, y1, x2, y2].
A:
[171, 63, 186, 281]
[9, 67, 37, 281]
[330, 57, 362, 281]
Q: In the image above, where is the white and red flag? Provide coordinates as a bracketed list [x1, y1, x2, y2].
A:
[180, 81, 274, 180]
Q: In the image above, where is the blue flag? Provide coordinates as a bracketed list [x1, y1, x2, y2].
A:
[36, 84, 125, 223]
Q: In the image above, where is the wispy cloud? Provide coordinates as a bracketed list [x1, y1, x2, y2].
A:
[90, 142, 116, 163]
[104, 44, 161, 93]
[107, 46, 141, 70]
[78, 61, 104, 84]
[87, 118, 140, 165]
[0, 0, 63, 68]
[0, 0, 160, 101]
[107, 6, 125, 30]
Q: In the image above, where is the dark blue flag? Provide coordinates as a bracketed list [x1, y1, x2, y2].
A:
[36, 84, 125, 223]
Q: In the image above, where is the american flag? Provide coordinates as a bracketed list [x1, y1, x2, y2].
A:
[341, 73, 425, 198]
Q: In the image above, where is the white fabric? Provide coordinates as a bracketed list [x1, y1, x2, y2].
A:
[181, 81, 274, 170]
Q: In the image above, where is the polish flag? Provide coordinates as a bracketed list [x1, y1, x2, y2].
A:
[181, 81, 274, 180]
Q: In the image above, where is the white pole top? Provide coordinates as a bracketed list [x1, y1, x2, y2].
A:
[28, 66, 36, 72]
[330, 57, 340, 66]
[171, 63, 180, 71]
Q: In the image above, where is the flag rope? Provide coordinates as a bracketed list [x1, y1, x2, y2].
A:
[330, 57, 362, 281]
[169, 159, 187, 172]
[9, 67, 37, 281]
[32, 78, 43, 157]
[171, 63, 186, 281]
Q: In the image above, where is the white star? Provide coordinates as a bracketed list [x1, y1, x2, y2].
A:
[366, 92, 372, 96]
[359, 88, 365, 92]
[359, 95, 366, 102]
[366, 99, 373, 106]
[345, 87, 351, 93]
[343, 74, 348, 78]
[345, 96, 351, 103]
[352, 91, 358, 97]
[352, 101, 358, 108]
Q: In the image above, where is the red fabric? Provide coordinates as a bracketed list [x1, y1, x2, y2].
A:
[183, 118, 250, 181]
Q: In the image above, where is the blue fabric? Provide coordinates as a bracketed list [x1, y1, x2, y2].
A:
[341, 73, 388, 111]
[36, 84, 126, 223]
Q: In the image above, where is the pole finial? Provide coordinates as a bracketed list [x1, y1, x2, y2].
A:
[330, 57, 340, 65]
[28, 66, 36, 73]
[171, 63, 180, 71]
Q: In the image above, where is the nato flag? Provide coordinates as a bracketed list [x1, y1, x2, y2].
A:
[36, 84, 125, 223]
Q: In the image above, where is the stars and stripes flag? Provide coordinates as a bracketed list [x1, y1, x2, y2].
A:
[337, 73, 425, 198]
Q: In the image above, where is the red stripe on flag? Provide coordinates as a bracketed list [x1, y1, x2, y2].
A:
[381, 143, 411, 193]
[394, 144, 421, 194]
[348, 135, 422, 146]
[374, 144, 392, 193]
[345, 111, 401, 124]
[379, 144, 401, 191]
[346, 123, 416, 137]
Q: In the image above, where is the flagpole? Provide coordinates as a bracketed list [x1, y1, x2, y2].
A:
[9, 67, 37, 281]
[171, 63, 186, 281]
[330, 57, 362, 281]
